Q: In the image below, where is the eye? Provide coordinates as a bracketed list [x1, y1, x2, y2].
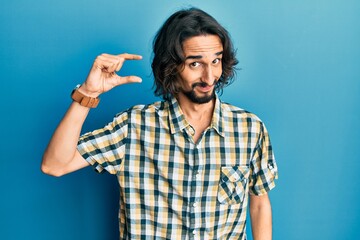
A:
[213, 58, 221, 64]
[190, 62, 201, 68]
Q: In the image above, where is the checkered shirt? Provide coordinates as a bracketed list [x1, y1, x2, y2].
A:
[77, 96, 278, 240]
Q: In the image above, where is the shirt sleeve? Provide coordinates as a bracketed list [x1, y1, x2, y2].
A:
[77, 111, 129, 174]
[249, 122, 278, 195]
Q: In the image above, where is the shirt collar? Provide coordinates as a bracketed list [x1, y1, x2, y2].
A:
[168, 95, 224, 137]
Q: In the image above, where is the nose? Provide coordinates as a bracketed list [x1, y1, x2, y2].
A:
[201, 66, 215, 86]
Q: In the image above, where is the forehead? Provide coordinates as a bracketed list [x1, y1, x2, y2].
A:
[182, 35, 223, 57]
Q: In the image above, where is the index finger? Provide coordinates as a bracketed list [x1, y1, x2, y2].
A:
[118, 53, 143, 60]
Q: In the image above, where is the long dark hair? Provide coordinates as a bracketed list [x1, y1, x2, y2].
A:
[152, 8, 238, 101]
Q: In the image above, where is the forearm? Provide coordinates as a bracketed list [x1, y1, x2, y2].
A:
[42, 101, 90, 175]
[42, 53, 142, 176]
[250, 194, 273, 240]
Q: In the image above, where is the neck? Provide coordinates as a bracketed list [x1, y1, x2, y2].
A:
[176, 92, 215, 123]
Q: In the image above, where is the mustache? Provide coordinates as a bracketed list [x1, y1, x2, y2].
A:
[191, 81, 217, 88]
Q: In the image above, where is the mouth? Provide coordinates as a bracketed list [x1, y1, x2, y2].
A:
[193, 82, 215, 93]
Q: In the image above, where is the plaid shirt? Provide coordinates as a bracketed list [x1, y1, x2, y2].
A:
[77, 96, 278, 240]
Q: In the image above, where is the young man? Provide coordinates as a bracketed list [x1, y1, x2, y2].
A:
[42, 8, 278, 240]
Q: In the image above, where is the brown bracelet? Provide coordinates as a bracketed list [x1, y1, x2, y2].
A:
[71, 84, 100, 108]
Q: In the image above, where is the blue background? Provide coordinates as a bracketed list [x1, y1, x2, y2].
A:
[1, 0, 359, 239]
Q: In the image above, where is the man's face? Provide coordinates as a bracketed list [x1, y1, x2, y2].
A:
[177, 35, 223, 104]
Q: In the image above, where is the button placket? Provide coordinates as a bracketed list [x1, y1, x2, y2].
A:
[190, 146, 203, 238]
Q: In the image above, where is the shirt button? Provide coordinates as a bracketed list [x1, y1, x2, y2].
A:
[192, 230, 197, 235]
[189, 127, 195, 136]
[193, 202, 198, 207]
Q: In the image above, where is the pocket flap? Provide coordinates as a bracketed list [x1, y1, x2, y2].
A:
[220, 166, 250, 183]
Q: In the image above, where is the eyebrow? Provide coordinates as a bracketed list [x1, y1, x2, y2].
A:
[185, 51, 223, 60]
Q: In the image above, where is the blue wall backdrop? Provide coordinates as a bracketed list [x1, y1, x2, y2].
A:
[1, 0, 359, 239]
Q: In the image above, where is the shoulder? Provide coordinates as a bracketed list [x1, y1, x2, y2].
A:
[114, 100, 168, 123]
[221, 101, 263, 124]
[126, 100, 168, 115]
[221, 102, 271, 139]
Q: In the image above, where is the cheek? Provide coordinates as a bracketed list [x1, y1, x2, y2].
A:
[176, 72, 192, 91]
[215, 67, 223, 79]
[178, 70, 199, 85]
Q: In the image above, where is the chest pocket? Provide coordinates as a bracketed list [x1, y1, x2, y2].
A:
[217, 166, 250, 205]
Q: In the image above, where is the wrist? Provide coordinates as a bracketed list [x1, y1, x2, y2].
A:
[78, 84, 101, 98]
[71, 84, 100, 108]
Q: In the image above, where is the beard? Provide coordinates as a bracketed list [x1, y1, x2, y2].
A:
[182, 82, 216, 104]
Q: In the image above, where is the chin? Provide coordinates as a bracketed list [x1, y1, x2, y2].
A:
[185, 90, 215, 104]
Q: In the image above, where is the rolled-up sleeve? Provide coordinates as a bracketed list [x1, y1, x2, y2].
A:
[249, 122, 278, 195]
[77, 111, 129, 174]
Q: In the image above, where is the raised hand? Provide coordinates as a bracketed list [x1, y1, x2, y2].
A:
[79, 53, 143, 97]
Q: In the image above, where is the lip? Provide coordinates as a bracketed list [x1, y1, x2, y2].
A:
[196, 85, 214, 93]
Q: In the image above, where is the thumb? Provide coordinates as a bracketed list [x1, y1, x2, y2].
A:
[116, 75, 142, 86]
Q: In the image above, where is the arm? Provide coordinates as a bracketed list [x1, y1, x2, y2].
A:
[250, 193, 273, 240]
[41, 53, 142, 177]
